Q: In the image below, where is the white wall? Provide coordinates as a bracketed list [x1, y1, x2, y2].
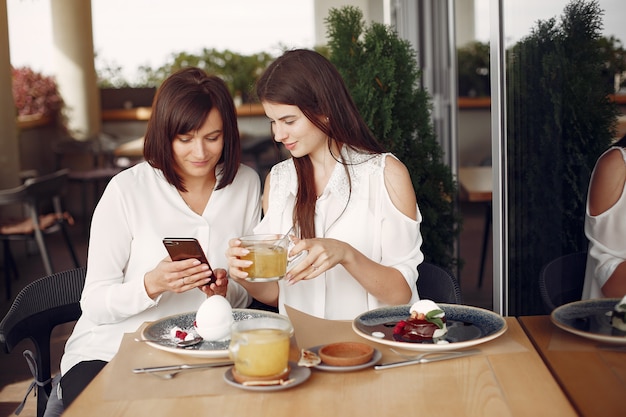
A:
[313, 0, 386, 45]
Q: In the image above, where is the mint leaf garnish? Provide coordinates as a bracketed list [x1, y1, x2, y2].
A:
[425, 309, 445, 329]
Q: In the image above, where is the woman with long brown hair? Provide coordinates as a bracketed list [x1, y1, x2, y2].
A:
[227, 49, 423, 320]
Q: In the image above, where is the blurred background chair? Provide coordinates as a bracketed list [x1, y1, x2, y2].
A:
[417, 262, 462, 304]
[240, 134, 284, 184]
[477, 156, 492, 289]
[52, 134, 125, 235]
[539, 251, 587, 313]
[0, 267, 86, 417]
[0, 170, 80, 299]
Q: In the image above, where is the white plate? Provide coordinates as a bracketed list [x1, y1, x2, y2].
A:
[352, 304, 507, 352]
[551, 298, 626, 344]
[141, 309, 289, 358]
[223, 362, 311, 391]
[307, 345, 382, 372]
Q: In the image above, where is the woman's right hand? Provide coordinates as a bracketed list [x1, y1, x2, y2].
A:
[225, 237, 252, 280]
[144, 256, 214, 299]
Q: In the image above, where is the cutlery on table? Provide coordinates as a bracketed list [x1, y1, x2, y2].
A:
[134, 336, 203, 348]
[132, 361, 233, 379]
[374, 348, 480, 370]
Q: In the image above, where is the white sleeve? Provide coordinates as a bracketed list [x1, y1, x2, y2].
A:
[80, 180, 158, 325]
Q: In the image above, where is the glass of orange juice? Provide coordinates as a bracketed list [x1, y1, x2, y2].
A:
[228, 317, 293, 381]
[239, 234, 289, 281]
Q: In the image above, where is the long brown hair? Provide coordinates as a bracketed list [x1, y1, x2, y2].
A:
[255, 49, 385, 237]
[144, 67, 241, 191]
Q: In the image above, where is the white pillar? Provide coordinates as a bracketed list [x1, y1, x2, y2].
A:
[50, 0, 100, 140]
[455, 0, 476, 47]
[0, 0, 20, 189]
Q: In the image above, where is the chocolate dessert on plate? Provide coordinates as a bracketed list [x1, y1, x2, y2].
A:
[393, 300, 448, 343]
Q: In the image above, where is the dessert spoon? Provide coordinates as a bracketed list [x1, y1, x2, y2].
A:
[134, 336, 203, 348]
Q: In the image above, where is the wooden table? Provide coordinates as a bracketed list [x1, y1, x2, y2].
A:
[519, 315, 626, 417]
[62, 316, 577, 417]
[114, 137, 144, 158]
[458, 166, 492, 203]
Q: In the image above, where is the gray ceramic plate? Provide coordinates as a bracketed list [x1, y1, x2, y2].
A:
[352, 304, 507, 352]
[141, 309, 288, 358]
[551, 298, 626, 344]
[223, 362, 311, 391]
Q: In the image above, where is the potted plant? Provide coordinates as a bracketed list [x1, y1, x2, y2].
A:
[457, 41, 491, 98]
[133, 49, 275, 103]
[12, 66, 63, 122]
[325, 6, 461, 271]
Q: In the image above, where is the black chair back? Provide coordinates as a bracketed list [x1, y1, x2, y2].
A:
[0, 267, 86, 417]
[417, 262, 462, 304]
[539, 251, 587, 312]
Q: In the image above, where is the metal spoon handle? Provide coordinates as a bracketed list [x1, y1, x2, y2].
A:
[134, 336, 203, 347]
[374, 349, 480, 370]
[132, 361, 233, 374]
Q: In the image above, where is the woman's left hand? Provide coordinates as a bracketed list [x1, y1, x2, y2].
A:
[284, 237, 346, 284]
[199, 268, 228, 297]
[285, 236, 412, 305]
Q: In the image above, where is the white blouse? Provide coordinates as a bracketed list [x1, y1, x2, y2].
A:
[582, 146, 626, 299]
[255, 147, 423, 320]
[61, 162, 261, 374]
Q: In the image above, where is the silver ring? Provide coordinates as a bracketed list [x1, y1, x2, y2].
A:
[312, 265, 318, 271]
[182, 277, 186, 285]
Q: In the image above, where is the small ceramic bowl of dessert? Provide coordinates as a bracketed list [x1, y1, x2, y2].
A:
[318, 342, 374, 367]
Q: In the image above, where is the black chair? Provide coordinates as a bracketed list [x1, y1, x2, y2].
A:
[0, 169, 80, 299]
[53, 134, 124, 235]
[241, 134, 284, 183]
[0, 267, 86, 417]
[417, 262, 462, 304]
[539, 251, 587, 312]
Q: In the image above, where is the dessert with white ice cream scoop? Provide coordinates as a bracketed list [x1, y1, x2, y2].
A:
[393, 299, 448, 343]
[194, 295, 234, 341]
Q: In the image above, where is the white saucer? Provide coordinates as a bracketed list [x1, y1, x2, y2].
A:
[223, 362, 311, 391]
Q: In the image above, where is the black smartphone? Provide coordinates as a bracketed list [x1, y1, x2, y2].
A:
[162, 238, 216, 285]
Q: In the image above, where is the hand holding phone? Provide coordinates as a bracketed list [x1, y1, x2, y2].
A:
[163, 238, 216, 285]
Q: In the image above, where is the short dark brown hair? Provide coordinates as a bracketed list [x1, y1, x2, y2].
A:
[144, 67, 241, 191]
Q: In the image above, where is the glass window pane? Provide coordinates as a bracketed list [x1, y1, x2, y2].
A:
[501, 0, 624, 315]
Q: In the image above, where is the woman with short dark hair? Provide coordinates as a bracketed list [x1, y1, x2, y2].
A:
[48, 68, 261, 415]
